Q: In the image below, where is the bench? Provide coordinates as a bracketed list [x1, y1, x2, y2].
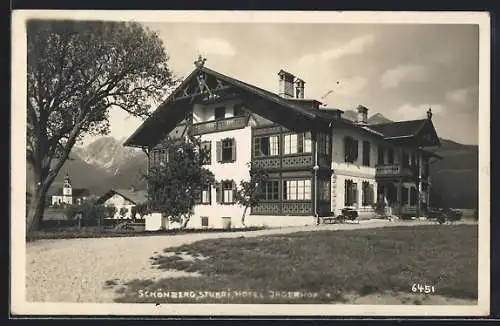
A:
[322, 217, 337, 224]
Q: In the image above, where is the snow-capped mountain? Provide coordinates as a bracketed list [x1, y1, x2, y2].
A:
[73, 136, 143, 175]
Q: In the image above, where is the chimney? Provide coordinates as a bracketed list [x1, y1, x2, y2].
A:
[356, 105, 368, 125]
[427, 108, 433, 120]
[130, 185, 135, 192]
[295, 78, 305, 99]
[278, 70, 295, 98]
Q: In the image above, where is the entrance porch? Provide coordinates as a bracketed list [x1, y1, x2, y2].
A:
[377, 180, 430, 218]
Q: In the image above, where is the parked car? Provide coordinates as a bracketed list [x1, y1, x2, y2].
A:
[427, 207, 463, 224]
[334, 207, 359, 224]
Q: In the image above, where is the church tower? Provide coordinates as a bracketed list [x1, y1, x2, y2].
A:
[62, 174, 73, 204]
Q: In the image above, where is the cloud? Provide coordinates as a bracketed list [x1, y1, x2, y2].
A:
[393, 103, 445, 120]
[445, 87, 475, 105]
[297, 34, 375, 66]
[195, 38, 236, 57]
[380, 64, 429, 89]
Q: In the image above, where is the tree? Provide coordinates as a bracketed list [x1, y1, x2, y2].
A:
[143, 135, 214, 228]
[134, 203, 148, 219]
[119, 207, 128, 219]
[26, 20, 177, 231]
[105, 205, 117, 219]
[234, 165, 269, 227]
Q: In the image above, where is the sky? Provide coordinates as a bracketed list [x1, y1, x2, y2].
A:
[94, 22, 479, 146]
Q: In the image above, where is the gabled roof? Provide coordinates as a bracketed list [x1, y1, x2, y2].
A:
[95, 189, 148, 205]
[368, 119, 428, 138]
[368, 118, 441, 147]
[124, 66, 332, 147]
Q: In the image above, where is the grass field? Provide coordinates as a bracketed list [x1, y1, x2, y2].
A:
[113, 224, 478, 304]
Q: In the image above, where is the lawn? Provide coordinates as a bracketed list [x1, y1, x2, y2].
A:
[114, 224, 478, 304]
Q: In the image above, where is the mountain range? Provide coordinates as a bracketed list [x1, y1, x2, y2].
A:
[50, 111, 478, 209]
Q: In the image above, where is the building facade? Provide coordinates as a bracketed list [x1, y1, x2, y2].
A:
[95, 187, 148, 219]
[125, 59, 441, 228]
[50, 174, 91, 206]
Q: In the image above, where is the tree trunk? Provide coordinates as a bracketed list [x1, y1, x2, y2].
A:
[26, 187, 47, 232]
[26, 159, 59, 232]
[181, 214, 191, 229]
[241, 206, 248, 227]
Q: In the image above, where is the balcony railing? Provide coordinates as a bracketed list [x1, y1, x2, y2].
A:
[376, 164, 412, 177]
[191, 116, 248, 135]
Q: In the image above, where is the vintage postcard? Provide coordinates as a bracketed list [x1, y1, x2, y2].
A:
[11, 10, 490, 317]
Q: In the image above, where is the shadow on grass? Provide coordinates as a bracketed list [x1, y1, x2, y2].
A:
[112, 225, 478, 304]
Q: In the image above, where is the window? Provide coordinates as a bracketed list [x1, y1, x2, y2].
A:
[344, 137, 359, 163]
[344, 180, 358, 206]
[263, 181, 279, 200]
[317, 133, 330, 155]
[303, 132, 312, 153]
[283, 179, 311, 200]
[201, 216, 209, 227]
[223, 181, 234, 203]
[283, 134, 298, 154]
[388, 148, 394, 164]
[362, 141, 371, 166]
[362, 181, 374, 206]
[200, 141, 211, 165]
[283, 132, 312, 155]
[216, 138, 236, 163]
[402, 151, 410, 168]
[233, 103, 245, 116]
[149, 148, 168, 168]
[377, 145, 384, 165]
[319, 180, 330, 201]
[202, 184, 211, 204]
[402, 187, 409, 205]
[411, 153, 418, 168]
[195, 184, 211, 205]
[410, 187, 418, 206]
[216, 181, 235, 204]
[253, 135, 280, 157]
[214, 106, 225, 120]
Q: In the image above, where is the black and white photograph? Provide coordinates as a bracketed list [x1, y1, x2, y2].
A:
[11, 10, 490, 316]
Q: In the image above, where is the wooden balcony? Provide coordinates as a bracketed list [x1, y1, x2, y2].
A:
[191, 116, 248, 135]
[375, 164, 413, 178]
[252, 154, 313, 170]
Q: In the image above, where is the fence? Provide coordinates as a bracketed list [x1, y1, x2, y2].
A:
[40, 218, 146, 229]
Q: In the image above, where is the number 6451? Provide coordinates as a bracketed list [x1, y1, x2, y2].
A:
[411, 284, 435, 294]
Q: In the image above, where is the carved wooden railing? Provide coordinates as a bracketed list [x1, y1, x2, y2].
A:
[251, 202, 312, 215]
[252, 154, 313, 170]
[191, 116, 248, 135]
[375, 164, 412, 177]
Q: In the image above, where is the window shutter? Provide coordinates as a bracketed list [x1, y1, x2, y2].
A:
[362, 183, 366, 205]
[231, 138, 236, 162]
[352, 182, 358, 205]
[344, 137, 349, 162]
[354, 140, 359, 161]
[344, 180, 349, 206]
[232, 180, 237, 202]
[215, 182, 222, 203]
[216, 141, 222, 162]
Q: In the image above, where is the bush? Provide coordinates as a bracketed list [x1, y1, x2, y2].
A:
[63, 201, 107, 222]
[119, 207, 128, 218]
